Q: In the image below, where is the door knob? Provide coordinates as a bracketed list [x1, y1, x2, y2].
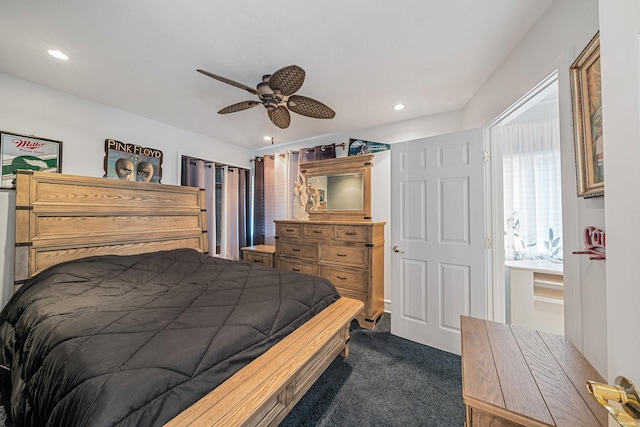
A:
[392, 246, 404, 254]
[587, 376, 640, 426]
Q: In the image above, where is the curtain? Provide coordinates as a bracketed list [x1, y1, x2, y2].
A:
[253, 158, 265, 245]
[253, 151, 300, 245]
[299, 147, 316, 163]
[500, 118, 563, 261]
[299, 144, 336, 162]
[238, 169, 249, 250]
[274, 153, 289, 226]
[223, 167, 239, 260]
[181, 157, 215, 255]
[262, 153, 290, 245]
[182, 156, 250, 260]
[263, 156, 276, 245]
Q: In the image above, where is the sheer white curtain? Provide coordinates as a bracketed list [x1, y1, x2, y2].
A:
[263, 153, 291, 245]
[274, 153, 289, 222]
[500, 118, 563, 261]
[222, 166, 239, 260]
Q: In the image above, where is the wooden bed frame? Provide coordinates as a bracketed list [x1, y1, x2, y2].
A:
[13, 170, 363, 427]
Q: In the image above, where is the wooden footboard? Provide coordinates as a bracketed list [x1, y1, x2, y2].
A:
[165, 296, 363, 427]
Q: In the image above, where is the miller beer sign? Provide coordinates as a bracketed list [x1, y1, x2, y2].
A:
[1, 131, 62, 187]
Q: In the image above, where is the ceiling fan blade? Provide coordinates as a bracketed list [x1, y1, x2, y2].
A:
[287, 95, 335, 119]
[268, 106, 291, 129]
[268, 65, 305, 96]
[218, 100, 261, 114]
[197, 69, 259, 95]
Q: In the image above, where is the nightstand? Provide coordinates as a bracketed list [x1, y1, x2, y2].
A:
[241, 245, 276, 268]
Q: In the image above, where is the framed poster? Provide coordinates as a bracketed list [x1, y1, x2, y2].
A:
[104, 139, 163, 183]
[570, 32, 603, 197]
[348, 138, 390, 156]
[0, 131, 62, 187]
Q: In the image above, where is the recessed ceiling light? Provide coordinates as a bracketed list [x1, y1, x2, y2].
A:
[263, 136, 271, 141]
[393, 103, 405, 111]
[48, 49, 69, 60]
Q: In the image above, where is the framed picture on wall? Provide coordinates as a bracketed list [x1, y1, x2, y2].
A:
[0, 131, 62, 187]
[103, 139, 163, 183]
[570, 32, 604, 198]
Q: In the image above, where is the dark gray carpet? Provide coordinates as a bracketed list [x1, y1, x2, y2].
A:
[280, 315, 465, 426]
[0, 315, 465, 426]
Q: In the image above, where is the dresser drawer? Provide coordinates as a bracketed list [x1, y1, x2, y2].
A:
[303, 224, 333, 239]
[279, 258, 318, 275]
[241, 245, 275, 268]
[335, 226, 367, 242]
[276, 223, 303, 238]
[243, 251, 273, 267]
[278, 241, 316, 261]
[319, 245, 366, 265]
[320, 266, 367, 293]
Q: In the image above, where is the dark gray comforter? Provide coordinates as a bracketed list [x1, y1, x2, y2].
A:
[0, 248, 339, 426]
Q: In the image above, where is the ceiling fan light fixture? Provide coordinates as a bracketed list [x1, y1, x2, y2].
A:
[394, 103, 405, 111]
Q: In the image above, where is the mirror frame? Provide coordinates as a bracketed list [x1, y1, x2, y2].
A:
[300, 154, 373, 221]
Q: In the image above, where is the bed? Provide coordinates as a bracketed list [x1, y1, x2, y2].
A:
[1, 170, 363, 426]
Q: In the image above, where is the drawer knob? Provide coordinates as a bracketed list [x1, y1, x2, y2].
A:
[292, 268, 300, 272]
[346, 232, 356, 236]
[292, 248, 301, 252]
[286, 228, 294, 232]
[337, 253, 347, 257]
[336, 275, 347, 280]
[313, 230, 322, 234]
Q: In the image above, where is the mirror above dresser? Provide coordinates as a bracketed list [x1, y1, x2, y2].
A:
[300, 154, 373, 221]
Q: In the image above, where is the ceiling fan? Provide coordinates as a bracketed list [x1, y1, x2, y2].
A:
[197, 65, 335, 129]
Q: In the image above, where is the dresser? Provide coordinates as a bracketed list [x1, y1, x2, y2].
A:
[461, 316, 607, 426]
[275, 220, 385, 329]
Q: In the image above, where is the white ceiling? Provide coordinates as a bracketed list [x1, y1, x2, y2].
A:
[0, 1, 555, 149]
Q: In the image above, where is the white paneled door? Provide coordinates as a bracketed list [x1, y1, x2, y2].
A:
[390, 129, 487, 355]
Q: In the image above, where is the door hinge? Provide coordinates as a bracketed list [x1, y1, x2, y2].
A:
[483, 151, 491, 163]
[484, 238, 492, 250]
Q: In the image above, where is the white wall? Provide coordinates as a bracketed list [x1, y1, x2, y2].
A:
[599, 0, 640, 390]
[462, 0, 605, 373]
[0, 73, 252, 308]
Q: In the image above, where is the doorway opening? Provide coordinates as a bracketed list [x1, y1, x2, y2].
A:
[488, 72, 564, 335]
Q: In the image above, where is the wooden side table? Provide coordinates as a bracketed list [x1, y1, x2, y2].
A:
[241, 245, 276, 268]
[461, 316, 608, 426]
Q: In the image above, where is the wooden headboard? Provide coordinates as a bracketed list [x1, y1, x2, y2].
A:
[14, 171, 208, 286]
